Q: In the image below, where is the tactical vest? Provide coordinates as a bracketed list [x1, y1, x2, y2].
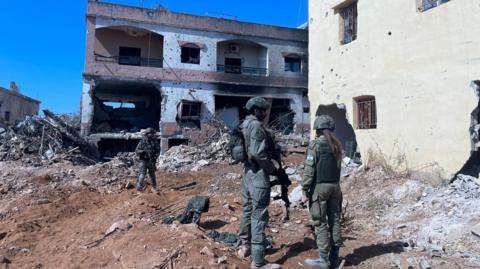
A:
[314, 138, 341, 183]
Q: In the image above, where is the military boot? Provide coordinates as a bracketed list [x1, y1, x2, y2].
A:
[250, 245, 281, 269]
[304, 251, 330, 269]
[237, 245, 251, 259]
[329, 247, 340, 269]
[250, 263, 282, 269]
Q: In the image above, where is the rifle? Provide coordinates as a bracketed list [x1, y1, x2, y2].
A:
[267, 130, 292, 221]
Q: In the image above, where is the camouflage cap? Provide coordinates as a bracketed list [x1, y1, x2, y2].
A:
[314, 115, 335, 131]
[245, 97, 270, 110]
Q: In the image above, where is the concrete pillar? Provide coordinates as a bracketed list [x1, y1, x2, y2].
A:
[81, 82, 94, 136]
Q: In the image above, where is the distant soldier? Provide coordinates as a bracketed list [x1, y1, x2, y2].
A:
[237, 97, 281, 269]
[135, 128, 160, 192]
[301, 115, 343, 269]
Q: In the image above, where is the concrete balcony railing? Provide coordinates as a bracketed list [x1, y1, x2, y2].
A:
[217, 64, 267, 76]
[85, 62, 307, 89]
[95, 54, 163, 68]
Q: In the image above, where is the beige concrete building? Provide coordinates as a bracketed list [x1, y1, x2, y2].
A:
[82, 1, 308, 158]
[0, 82, 40, 124]
[308, 0, 480, 177]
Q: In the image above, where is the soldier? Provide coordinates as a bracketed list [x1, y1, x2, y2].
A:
[135, 127, 160, 192]
[237, 97, 281, 269]
[302, 115, 343, 269]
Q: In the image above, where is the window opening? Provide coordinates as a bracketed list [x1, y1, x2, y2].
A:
[103, 102, 136, 109]
[119, 47, 141, 66]
[4, 111, 10, 122]
[420, 0, 449, 12]
[225, 58, 242, 74]
[340, 2, 358, 44]
[285, 56, 302, 72]
[179, 101, 202, 120]
[354, 96, 376, 129]
[181, 46, 201, 64]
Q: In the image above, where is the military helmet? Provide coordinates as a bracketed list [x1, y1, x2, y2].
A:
[314, 115, 335, 131]
[245, 97, 270, 111]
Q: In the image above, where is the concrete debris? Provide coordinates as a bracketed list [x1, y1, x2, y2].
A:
[472, 223, 480, 237]
[0, 111, 98, 165]
[355, 168, 480, 263]
[341, 157, 360, 177]
[288, 185, 303, 208]
[217, 256, 227, 264]
[157, 133, 231, 172]
[451, 174, 480, 199]
[200, 246, 216, 258]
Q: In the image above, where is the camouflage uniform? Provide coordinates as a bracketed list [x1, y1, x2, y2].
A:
[238, 114, 277, 267]
[302, 116, 343, 269]
[135, 130, 160, 191]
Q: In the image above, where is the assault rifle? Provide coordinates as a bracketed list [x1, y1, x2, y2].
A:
[266, 130, 292, 221]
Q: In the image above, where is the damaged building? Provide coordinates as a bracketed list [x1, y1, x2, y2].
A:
[81, 1, 308, 158]
[0, 82, 40, 124]
[308, 0, 480, 177]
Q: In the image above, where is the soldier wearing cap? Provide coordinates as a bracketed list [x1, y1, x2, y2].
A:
[302, 115, 344, 269]
[135, 128, 160, 192]
[237, 97, 281, 269]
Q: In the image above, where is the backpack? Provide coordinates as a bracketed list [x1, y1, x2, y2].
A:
[229, 126, 247, 163]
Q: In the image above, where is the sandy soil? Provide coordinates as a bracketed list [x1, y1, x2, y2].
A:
[0, 153, 478, 268]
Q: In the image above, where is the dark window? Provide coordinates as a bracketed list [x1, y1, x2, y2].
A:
[355, 96, 376, 129]
[285, 56, 302, 72]
[4, 111, 10, 122]
[181, 46, 200, 64]
[225, 58, 242, 74]
[303, 107, 310, 114]
[340, 2, 358, 45]
[119, 47, 141, 66]
[420, 0, 449, 12]
[179, 101, 202, 120]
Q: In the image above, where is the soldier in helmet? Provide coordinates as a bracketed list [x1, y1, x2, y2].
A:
[302, 115, 343, 269]
[135, 128, 160, 192]
[237, 97, 281, 269]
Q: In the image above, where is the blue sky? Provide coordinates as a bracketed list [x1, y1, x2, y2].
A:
[0, 0, 307, 114]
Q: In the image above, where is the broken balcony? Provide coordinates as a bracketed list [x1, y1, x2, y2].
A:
[216, 40, 268, 76]
[94, 26, 164, 68]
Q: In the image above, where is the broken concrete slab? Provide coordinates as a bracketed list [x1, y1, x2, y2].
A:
[472, 223, 480, 237]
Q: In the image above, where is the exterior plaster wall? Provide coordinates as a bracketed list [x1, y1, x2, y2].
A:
[0, 88, 40, 123]
[95, 28, 164, 59]
[94, 17, 307, 77]
[309, 0, 480, 176]
[216, 41, 267, 70]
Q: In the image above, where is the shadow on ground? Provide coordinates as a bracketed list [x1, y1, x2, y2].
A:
[273, 237, 317, 264]
[200, 220, 229, 230]
[344, 241, 405, 266]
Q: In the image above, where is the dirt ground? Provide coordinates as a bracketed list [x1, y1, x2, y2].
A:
[0, 153, 478, 269]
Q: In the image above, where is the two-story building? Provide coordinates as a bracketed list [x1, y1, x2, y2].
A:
[82, 1, 308, 158]
[308, 0, 480, 177]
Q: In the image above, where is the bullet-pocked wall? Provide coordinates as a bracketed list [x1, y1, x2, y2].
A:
[308, 0, 480, 177]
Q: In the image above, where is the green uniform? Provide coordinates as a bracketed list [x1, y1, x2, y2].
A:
[135, 136, 160, 190]
[301, 136, 342, 254]
[238, 115, 276, 267]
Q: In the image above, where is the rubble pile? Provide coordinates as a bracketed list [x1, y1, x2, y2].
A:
[347, 170, 480, 268]
[157, 133, 231, 172]
[0, 110, 98, 165]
